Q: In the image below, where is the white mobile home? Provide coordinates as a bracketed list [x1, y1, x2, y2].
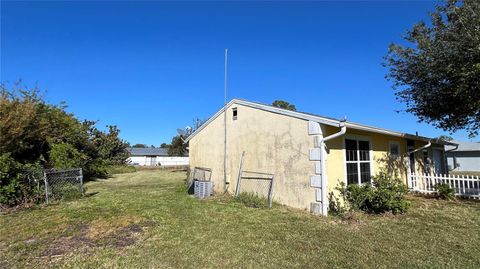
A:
[127, 147, 188, 166]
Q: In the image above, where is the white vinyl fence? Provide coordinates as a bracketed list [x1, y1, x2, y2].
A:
[409, 173, 480, 199]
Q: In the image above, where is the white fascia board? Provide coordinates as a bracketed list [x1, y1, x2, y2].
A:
[233, 99, 340, 127]
[184, 98, 445, 144]
[184, 99, 341, 143]
[184, 100, 235, 143]
[345, 122, 405, 138]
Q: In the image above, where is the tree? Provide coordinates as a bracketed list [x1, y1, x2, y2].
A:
[167, 136, 187, 156]
[384, 0, 480, 137]
[272, 100, 296, 111]
[91, 125, 130, 166]
[160, 143, 168, 148]
[131, 143, 147, 148]
[0, 83, 131, 206]
[437, 135, 454, 142]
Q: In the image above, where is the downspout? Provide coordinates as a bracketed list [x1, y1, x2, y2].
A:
[319, 121, 347, 216]
[407, 141, 431, 155]
[445, 143, 459, 172]
[405, 140, 431, 188]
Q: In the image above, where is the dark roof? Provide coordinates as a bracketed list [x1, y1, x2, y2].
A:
[127, 147, 169, 156]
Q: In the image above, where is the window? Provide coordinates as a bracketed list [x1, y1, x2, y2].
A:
[345, 138, 372, 185]
[232, 108, 238, 120]
[389, 142, 400, 157]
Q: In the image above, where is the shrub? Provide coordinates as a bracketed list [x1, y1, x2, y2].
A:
[433, 183, 455, 200]
[49, 143, 88, 169]
[368, 171, 410, 214]
[328, 191, 346, 214]
[335, 171, 410, 214]
[0, 154, 44, 206]
[235, 192, 269, 208]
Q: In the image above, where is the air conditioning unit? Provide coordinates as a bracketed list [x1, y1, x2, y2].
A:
[194, 180, 213, 199]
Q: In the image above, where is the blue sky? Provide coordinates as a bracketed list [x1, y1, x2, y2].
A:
[1, 1, 473, 145]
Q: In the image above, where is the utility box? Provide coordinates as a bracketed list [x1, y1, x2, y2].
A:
[194, 180, 213, 199]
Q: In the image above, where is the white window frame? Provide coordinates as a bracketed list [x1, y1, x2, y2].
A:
[343, 134, 374, 185]
[388, 141, 400, 157]
[232, 107, 238, 120]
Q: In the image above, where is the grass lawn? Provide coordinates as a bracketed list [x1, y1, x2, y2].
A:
[1, 169, 480, 268]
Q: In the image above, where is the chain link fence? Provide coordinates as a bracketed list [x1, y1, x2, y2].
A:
[235, 170, 274, 208]
[44, 168, 84, 203]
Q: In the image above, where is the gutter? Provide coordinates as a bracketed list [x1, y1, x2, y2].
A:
[407, 141, 432, 155]
[323, 120, 347, 143]
[318, 120, 347, 216]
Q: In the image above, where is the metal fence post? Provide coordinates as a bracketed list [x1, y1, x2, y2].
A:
[235, 151, 245, 197]
[43, 171, 49, 205]
[79, 168, 84, 196]
[268, 176, 274, 208]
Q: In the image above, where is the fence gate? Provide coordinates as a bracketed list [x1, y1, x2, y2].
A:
[44, 168, 84, 204]
[235, 166, 274, 208]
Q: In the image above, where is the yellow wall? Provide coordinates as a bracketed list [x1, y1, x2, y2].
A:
[323, 126, 441, 194]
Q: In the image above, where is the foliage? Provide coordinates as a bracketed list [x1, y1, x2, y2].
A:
[235, 192, 269, 208]
[384, 0, 480, 138]
[272, 100, 297, 111]
[0, 153, 44, 206]
[160, 143, 168, 148]
[437, 135, 454, 142]
[434, 183, 455, 200]
[49, 143, 88, 169]
[167, 135, 188, 156]
[132, 143, 147, 148]
[335, 171, 410, 214]
[328, 191, 346, 215]
[91, 125, 130, 165]
[0, 83, 129, 206]
[368, 172, 410, 214]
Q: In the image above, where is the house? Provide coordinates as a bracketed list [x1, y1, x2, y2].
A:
[446, 141, 480, 172]
[185, 99, 455, 215]
[127, 147, 189, 166]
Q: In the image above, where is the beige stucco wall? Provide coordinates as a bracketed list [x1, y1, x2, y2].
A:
[189, 103, 315, 210]
[189, 103, 444, 211]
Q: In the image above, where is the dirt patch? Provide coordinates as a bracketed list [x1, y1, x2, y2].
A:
[40, 220, 155, 257]
[99, 223, 146, 248]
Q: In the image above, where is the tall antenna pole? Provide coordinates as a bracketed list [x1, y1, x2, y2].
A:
[223, 48, 228, 192]
[224, 48, 228, 107]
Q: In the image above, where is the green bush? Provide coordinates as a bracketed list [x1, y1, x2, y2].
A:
[49, 143, 88, 169]
[368, 171, 410, 214]
[0, 154, 44, 206]
[235, 192, 269, 209]
[335, 171, 410, 214]
[434, 183, 455, 200]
